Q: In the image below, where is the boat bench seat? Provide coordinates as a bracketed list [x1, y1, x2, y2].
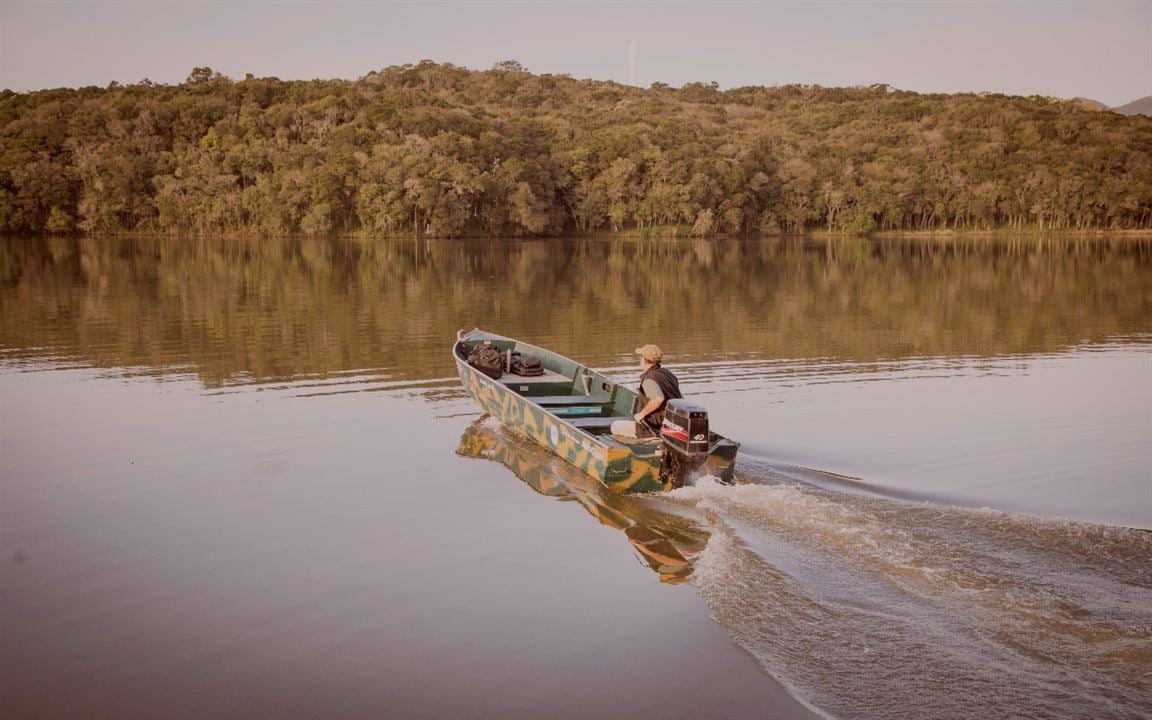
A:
[498, 369, 570, 384]
[532, 395, 614, 406]
[566, 416, 634, 429]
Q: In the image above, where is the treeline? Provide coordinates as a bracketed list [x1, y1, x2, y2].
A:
[2, 60, 1151, 237]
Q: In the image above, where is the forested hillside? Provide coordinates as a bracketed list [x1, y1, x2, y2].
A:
[2, 61, 1150, 237]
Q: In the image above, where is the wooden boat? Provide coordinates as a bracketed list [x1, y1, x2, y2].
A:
[453, 329, 739, 493]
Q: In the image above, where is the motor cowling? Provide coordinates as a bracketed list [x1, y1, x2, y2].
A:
[658, 399, 711, 489]
[660, 399, 710, 460]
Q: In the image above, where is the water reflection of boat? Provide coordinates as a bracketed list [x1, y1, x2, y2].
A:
[454, 328, 739, 493]
[457, 418, 709, 583]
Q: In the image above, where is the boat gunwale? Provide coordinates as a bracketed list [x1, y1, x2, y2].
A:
[453, 329, 630, 449]
[454, 328, 739, 452]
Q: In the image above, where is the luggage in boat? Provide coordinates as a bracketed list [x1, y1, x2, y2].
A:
[467, 345, 504, 379]
[510, 352, 544, 376]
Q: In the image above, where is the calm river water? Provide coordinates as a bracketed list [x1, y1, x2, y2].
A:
[2, 235, 1150, 720]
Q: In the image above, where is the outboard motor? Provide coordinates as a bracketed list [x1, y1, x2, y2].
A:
[658, 399, 711, 488]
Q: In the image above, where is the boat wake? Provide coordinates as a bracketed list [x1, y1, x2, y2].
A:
[666, 472, 1152, 720]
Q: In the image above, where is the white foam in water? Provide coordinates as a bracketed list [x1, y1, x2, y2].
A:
[692, 345, 1152, 529]
[667, 476, 1152, 720]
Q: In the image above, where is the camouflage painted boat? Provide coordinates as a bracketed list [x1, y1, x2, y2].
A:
[454, 329, 739, 493]
[456, 418, 708, 583]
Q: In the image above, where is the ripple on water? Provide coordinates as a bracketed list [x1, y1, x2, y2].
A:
[670, 477, 1152, 720]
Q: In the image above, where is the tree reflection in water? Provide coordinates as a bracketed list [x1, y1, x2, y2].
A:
[1, 234, 1149, 389]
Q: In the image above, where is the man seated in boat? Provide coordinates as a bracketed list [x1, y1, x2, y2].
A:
[611, 344, 682, 439]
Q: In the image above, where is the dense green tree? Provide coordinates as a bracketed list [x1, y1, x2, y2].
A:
[1, 62, 1149, 237]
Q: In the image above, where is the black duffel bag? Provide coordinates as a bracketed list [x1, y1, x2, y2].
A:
[467, 345, 504, 379]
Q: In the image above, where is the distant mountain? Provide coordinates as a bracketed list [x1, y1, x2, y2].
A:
[1068, 95, 1149, 117]
[1113, 95, 1152, 116]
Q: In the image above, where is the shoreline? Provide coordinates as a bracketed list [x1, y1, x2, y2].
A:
[9, 228, 1152, 242]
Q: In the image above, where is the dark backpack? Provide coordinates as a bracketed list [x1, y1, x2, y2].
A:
[467, 345, 504, 379]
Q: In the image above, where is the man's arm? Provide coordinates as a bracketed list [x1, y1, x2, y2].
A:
[635, 396, 663, 424]
[635, 378, 665, 424]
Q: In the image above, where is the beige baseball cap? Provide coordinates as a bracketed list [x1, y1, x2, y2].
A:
[634, 344, 663, 362]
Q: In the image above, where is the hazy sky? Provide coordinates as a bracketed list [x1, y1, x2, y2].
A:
[1, 0, 1149, 106]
